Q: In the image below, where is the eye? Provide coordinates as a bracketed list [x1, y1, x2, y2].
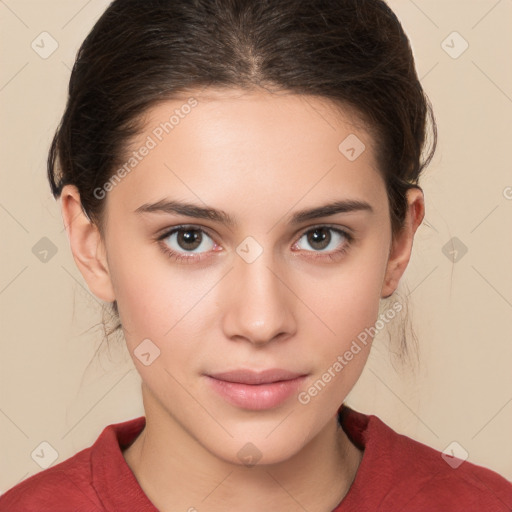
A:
[292, 226, 352, 256]
[156, 224, 353, 265]
[157, 225, 218, 263]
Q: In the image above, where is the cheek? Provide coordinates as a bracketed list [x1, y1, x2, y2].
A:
[105, 234, 193, 343]
[106, 237, 220, 378]
[304, 241, 389, 341]
[108, 260, 204, 402]
[296, 237, 389, 394]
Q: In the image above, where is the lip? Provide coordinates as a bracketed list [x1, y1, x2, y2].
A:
[208, 368, 306, 385]
[204, 369, 308, 410]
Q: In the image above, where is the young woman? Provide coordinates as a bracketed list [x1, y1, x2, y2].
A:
[1, 0, 511, 511]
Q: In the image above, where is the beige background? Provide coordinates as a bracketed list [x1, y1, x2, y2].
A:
[1, 0, 511, 494]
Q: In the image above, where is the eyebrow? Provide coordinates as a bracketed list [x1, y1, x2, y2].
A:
[134, 198, 373, 226]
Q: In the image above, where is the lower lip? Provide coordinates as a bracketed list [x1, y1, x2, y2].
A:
[205, 375, 307, 410]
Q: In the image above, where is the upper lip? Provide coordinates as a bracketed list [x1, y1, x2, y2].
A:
[207, 369, 307, 385]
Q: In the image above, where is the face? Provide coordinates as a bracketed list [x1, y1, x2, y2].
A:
[68, 88, 414, 465]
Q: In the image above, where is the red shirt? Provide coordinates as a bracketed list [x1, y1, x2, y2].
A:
[1, 406, 511, 511]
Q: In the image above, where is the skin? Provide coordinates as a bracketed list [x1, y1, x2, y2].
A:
[60, 88, 424, 512]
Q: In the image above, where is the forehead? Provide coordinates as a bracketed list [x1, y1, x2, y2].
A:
[143, 87, 374, 151]
[106, 88, 387, 220]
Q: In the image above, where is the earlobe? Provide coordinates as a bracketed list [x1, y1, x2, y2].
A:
[60, 184, 116, 303]
[381, 187, 425, 298]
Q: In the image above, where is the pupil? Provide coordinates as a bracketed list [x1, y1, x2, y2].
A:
[309, 228, 330, 250]
[178, 229, 201, 250]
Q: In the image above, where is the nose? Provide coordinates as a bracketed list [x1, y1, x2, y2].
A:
[221, 250, 297, 346]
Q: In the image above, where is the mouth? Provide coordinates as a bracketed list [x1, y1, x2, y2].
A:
[207, 368, 307, 385]
[204, 368, 309, 410]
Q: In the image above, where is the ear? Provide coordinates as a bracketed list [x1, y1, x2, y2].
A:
[60, 184, 116, 303]
[381, 187, 425, 298]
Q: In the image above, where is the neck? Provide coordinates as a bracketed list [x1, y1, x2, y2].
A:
[123, 388, 362, 512]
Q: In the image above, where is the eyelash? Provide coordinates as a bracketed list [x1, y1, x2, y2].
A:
[156, 224, 354, 264]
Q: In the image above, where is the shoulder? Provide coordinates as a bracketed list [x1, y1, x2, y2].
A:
[0, 447, 102, 512]
[388, 428, 512, 509]
[0, 417, 146, 512]
[340, 406, 512, 511]
[372, 415, 512, 510]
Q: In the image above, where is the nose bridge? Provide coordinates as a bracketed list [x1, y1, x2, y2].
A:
[221, 245, 296, 344]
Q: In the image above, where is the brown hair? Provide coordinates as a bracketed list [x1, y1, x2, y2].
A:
[48, 0, 436, 362]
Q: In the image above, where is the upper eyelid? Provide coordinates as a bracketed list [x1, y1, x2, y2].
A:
[157, 224, 216, 240]
[299, 225, 352, 238]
